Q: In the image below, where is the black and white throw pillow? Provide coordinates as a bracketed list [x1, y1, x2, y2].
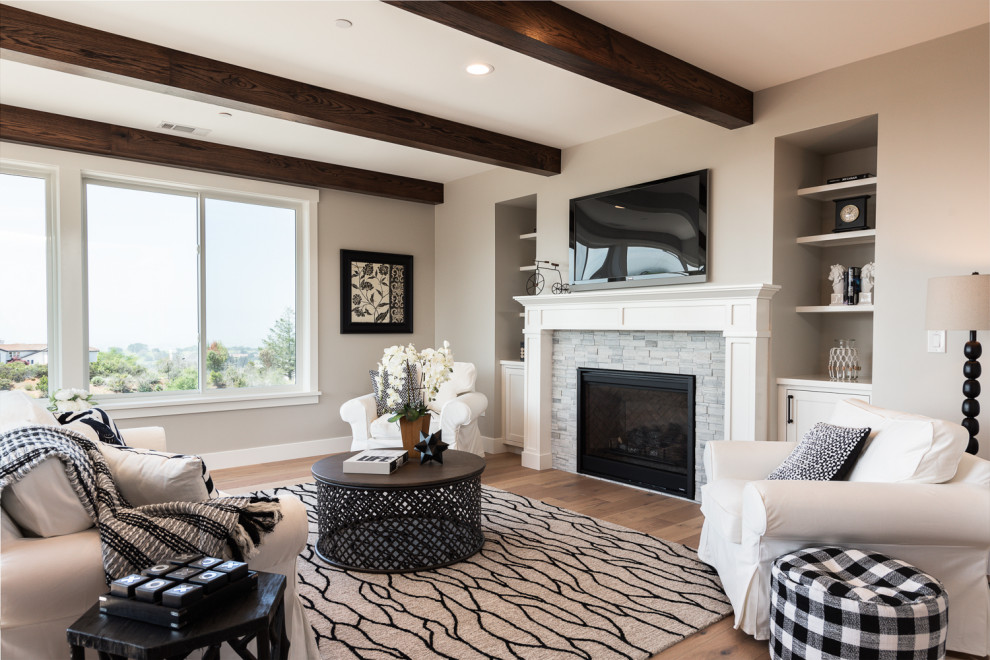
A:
[767, 422, 871, 481]
[57, 407, 126, 446]
[370, 364, 423, 418]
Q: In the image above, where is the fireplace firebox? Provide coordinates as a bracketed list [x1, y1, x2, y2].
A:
[577, 368, 695, 497]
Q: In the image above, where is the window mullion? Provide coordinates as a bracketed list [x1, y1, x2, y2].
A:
[198, 194, 207, 395]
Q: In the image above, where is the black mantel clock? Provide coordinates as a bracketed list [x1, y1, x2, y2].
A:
[833, 195, 870, 232]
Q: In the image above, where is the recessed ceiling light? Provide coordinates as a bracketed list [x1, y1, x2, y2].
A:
[466, 63, 494, 76]
[335, 19, 353, 29]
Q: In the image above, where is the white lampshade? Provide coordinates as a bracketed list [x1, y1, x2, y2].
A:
[926, 273, 990, 331]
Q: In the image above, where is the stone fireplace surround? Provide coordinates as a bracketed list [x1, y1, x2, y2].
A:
[515, 284, 779, 500]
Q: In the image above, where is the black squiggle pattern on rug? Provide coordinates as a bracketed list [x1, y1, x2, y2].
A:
[255, 483, 731, 660]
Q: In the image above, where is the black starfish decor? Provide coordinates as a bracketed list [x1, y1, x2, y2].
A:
[415, 430, 449, 464]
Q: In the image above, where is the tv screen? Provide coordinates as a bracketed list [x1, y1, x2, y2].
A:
[569, 170, 708, 291]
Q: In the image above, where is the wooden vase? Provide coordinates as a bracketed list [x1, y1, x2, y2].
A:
[399, 416, 430, 457]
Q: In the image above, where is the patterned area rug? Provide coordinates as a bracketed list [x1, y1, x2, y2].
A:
[255, 483, 731, 660]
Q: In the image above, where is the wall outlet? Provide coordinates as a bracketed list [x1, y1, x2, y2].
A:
[927, 330, 946, 353]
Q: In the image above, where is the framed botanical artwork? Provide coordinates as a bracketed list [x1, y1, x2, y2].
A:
[340, 249, 413, 334]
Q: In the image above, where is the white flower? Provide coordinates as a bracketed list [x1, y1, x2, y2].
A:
[54, 389, 73, 401]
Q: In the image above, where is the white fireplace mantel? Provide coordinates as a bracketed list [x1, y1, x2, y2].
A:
[514, 283, 780, 470]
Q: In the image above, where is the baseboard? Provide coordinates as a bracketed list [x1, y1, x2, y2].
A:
[483, 435, 506, 454]
[200, 436, 352, 470]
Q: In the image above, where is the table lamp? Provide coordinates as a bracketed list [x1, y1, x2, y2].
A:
[926, 272, 990, 454]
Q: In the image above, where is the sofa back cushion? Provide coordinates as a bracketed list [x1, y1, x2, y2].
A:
[428, 362, 476, 414]
[0, 458, 94, 537]
[829, 399, 968, 484]
[0, 391, 59, 433]
[99, 444, 218, 506]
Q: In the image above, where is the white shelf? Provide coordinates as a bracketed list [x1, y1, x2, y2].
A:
[796, 229, 876, 247]
[519, 265, 537, 272]
[797, 177, 876, 201]
[796, 304, 874, 313]
[519, 232, 537, 240]
[778, 375, 872, 391]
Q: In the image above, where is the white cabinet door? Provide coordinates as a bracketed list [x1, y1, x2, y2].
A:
[780, 387, 870, 442]
[501, 363, 526, 447]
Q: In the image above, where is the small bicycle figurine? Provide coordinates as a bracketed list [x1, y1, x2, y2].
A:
[526, 260, 570, 295]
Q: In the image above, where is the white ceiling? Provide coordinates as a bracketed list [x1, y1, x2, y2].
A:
[1, 1, 987, 185]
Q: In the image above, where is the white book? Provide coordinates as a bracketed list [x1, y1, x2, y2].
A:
[342, 449, 409, 474]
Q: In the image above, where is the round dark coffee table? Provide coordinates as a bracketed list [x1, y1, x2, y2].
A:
[311, 450, 485, 573]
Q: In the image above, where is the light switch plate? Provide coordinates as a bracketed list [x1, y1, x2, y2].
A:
[927, 330, 946, 353]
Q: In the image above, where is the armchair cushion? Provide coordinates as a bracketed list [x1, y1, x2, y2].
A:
[427, 362, 476, 414]
[98, 444, 218, 506]
[767, 422, 870, 482]
[830, 399, 968, 484]
[0, 458, 93, 537]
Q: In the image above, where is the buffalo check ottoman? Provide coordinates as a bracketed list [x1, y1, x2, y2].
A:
[770, 546, 948, 660]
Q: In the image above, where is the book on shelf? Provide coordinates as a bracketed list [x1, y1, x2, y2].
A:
[826, 173, 873, 184]
[343, 449, 409, 474]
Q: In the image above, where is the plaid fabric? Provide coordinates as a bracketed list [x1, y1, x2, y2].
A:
[0, 425, 281, 582]
[770, 546, 947, 660]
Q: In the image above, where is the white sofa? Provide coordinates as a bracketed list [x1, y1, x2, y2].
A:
[0, 397, 318, 660]
[340, 361, 488, 457]
[698, 399, 990, 657]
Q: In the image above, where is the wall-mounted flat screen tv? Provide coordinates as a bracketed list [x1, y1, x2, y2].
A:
[569, 169, 708, 291]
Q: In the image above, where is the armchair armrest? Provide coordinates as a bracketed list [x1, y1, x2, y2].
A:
[119, 426, 166, 451]
[704, 441, 795, 483]
[340, 394, 377, 446]
[439, 392, 488, 428]
[743, 480, 990, 546]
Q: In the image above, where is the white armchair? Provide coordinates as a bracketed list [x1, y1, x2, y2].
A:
[340, 361, 488, 457]
[697, 401, 990, 657]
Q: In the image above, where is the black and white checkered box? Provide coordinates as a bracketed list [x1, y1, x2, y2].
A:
[770, 546, 947, 660]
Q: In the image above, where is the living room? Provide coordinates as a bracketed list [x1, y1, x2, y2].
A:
[1, 2, 988, 659]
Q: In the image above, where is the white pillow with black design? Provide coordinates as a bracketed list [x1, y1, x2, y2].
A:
[56, 407, 126, 446]
[98, 444, 219, 506]
[767, 422, 871, 481]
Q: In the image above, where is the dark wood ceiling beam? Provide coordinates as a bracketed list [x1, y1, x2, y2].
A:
[385, 1, 753, 129]
[0, 5, 561, 175]
[0, 105, 444, 205]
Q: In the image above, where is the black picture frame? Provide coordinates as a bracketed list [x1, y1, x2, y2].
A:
[340, 249, 413, 334]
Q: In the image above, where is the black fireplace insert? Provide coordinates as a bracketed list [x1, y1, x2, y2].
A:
[577, 368, 695, 497]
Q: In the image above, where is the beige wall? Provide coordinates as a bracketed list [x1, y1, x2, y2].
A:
[133, 189, 436, 455]
[437, 25, 990, 455]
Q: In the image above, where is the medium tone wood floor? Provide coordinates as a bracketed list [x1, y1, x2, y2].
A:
[213, 452, 980, 660]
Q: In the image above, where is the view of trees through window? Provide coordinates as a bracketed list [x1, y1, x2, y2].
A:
[0, 172, 50, 398]
[85, 182, 297, 395]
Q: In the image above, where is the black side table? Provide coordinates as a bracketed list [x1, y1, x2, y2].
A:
[67, 571, 289, 660]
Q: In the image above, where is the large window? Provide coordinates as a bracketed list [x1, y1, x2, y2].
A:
[0, 171, 51, 398]
[86, 180, 300, 397]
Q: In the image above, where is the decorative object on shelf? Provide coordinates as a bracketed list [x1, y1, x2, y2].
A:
[340, 249, 413, 334]
[828, 264, 847, 305]
[374, 342, 454, 456]
[415, 430, 449, 464]
[844, 266, 861, 305]
[926, 272, 990, 455]
[860, 262, 876, 304]
[826, 173, 873, 184]
[526, 260, 569, 295]
[833, 195, 870, 232]
[48, 388, 96, 413]
[828, 339, 861, 382]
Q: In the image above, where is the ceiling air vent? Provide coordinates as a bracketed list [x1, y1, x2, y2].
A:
[158, 121, 212, 137]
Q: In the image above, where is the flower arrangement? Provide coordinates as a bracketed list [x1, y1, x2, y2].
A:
[375, 341, 453, 423]
[48, 388, 97, 413]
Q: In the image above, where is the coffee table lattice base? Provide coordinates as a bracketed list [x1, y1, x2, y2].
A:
[316, 476, 483, 572]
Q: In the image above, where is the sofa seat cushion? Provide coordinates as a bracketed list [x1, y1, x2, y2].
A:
[830, 399, 968, 484]
[0, 458, 93, 537]
[700, 478, 748, 544]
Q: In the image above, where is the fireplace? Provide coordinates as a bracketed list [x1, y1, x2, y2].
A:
[577, 367, 695, 497]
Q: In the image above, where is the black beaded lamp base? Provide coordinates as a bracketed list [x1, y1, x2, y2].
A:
[962, 331, 981, 455]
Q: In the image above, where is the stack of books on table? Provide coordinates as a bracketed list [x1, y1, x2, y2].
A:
[343, 449, 408, 474]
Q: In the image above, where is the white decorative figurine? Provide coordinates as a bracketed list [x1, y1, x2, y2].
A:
[860, 262, 876, 304]
[828, 264, 847, 305]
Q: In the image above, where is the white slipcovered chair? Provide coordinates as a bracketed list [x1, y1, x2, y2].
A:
[0, 392, 318, 660]
[698, 398, 990, 657]
[340, 361, 488, 457]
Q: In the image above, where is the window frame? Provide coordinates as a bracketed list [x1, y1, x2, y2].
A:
[80, 173, 318, 417]
[0, 161, 59, 397]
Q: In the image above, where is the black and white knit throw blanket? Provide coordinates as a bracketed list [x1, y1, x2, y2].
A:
[0, 425, 281, 581]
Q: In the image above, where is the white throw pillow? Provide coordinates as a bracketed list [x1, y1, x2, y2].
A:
[0, 390, 59, 433]
[98, 444, 218, 506]
[0, 458, 94, 537]
[829, 398, 968, 484]
[428, 362, 476, 414]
